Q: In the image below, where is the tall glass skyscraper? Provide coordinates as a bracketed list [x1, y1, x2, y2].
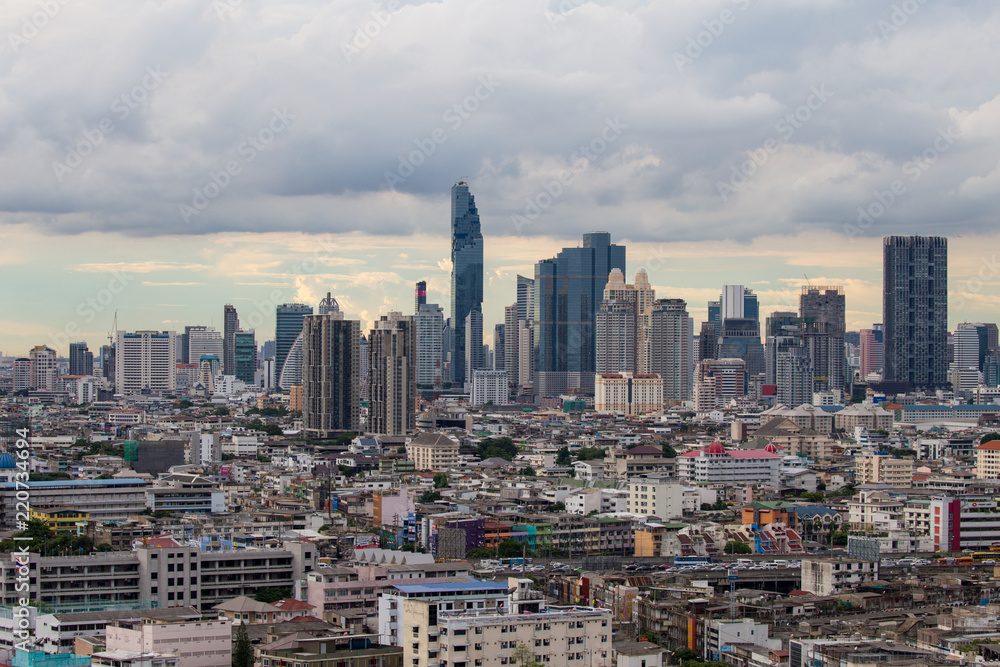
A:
[275, 303, 313, 385]
[533, 231, 626, 395]
[883, 235, 948, 389]
[450, 182, 483, 384]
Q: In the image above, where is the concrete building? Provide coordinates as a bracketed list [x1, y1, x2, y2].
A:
[626, 480, 684, 520]
[472, 369, 509, 407]
[0, 478, 148, 529]
[855, 455, 913, 488]
[408, 433, 460, 472]
[676, 442, 780, 486]
[369, 312, 417, 436]
[799, 286, 846, 393]
[800, 559, 878, 596]
[115, 331, 177, 394]
[29, 345, 59, 391]
[976, 440, 1000, 479]
[416, 302, 445, 386]
[596, 299, 636, 374]
[104, 617, 231, 667]
[594, 373, 663, 416]
[301, 312, 361, 437]
[649, 298, 692, 402]
[68, 342, 94, 377]
[703, 618, 777, 662]
[603, 268, 655, 373]
[379, 579, 510, 648]
[694, 358, 747, 411]
[859, 326, 883, 379]
[929, 495, 1000, 551]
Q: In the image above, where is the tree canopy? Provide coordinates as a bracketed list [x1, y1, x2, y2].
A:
[477, 437, 518, 461]
[724, 540, 752, 554]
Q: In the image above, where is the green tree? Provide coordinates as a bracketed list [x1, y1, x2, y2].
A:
[659, 442, 678, 458]
[477, 437, 518, 461]
[433, 472, 449, 489]
[512, 643, 541, 667]
[801, 491, 826, 502]
[518, 467, 536, 477]
[555, 447, 572, 466]
[724, 540, 752, 554]
[830, 531, 849, 546]
[549, 502, 565, 512]
[576, 447, 606, 461]
[253, 586, 291, 603]
[212, 406, 230, 416]
[467, 547, 494, 559]
[981, 432, 1000, 445]
[497, 539, 526, 559]
[419, 490, 442, 503]
[232, 621, 253, 667]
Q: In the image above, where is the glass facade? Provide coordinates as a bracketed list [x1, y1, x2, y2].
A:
[275, 303, 313, 384]
[450, 182, 483, 384]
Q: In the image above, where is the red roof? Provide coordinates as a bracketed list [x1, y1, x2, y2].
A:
[761, 385, 778, 396]
[140, 535, 183, 548]
[680, 445, 780, 459]
[977, 441, 1000, 451]
[273, 598, 315, 611]
[707, 441, 726, 454]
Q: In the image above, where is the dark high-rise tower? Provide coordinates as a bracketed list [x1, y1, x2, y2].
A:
[415, 281, 427, 313]
[800, 286, 846, 393]
[301, 313, 361, 436]
[223, 304, 239, 376]
[68, 342, 94, 376]
[450, 182, 483, 384]
[533, 232, 626, 395]
[275, 303, 313, 385]
[883, 236, 948, 389]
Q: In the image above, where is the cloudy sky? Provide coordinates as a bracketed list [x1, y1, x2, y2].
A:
[1, 0, 999, 355]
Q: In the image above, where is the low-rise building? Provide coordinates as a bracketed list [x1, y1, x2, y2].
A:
[799, 559, 878, 596]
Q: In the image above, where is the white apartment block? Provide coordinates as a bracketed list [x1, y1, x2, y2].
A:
[472, 370, 509, 407]
[626, 480, 684, 520]
[595, 373, 663, 416]
[676, 442, 780, 486]
[116, 330, 177, 394]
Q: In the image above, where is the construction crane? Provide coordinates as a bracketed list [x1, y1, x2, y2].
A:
[107, 310, 117, 345]
[803, 273, 814, 289]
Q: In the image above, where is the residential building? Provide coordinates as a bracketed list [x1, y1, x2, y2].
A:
[68, 342, 94, 377]
[408, 433, 460, 471]
[595, 299, 636, 374]
[883, 235, 948, 389]
[451, 181, 484, 385]
[464, 308, 486, 384]
[626, 480, 684, 520]
[534, 232, 626, 395]
[115, 331, 177, 394]
[186, 327, 223, 366]
[976, 440, 1000, 479]
[649, 298, 692, 402]
[30, 345, 59, 391]
[594, 373, 663, 416]
[222, 304, 239, 376]
[0, 478, 148, 529]
[694, 358, 747, 411]
[472, 370, 509, 407]
[704, 618, 777, 662]
[859, 326, 884, 379]
[378, 579, 510, 648]
[301, 312, 361, 437]
[676, 442, 780, 486]
[13, 357, 31, 391]
[855, 455, 913, 488]
[799, 286, 846, 393]
[257, 635, 402, 667]
[799, 559, 878, 596]
[416, 302, 445, 386]
[369, 312, 417, 436]
[104, 617, 231, 667]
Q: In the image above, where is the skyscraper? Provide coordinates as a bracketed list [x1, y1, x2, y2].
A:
[415, 281, 427, 313]
[187, 326, 223, 365]
[776, 346, 814, 407]
[602, 269, 655, 372]
[533, 232, 626, 395]
[504, 304, 519, 386]
[100, 344, 115, 388]
[717, 318, 765, 378]
[276, 303, 313, 386]
[596, 300, 636, 374]
[114, 331, 176, 395]
[415, 302, 445, 386]
[450, 182, 483, 384]
[859, 326, 884, 379]
[464, 308, 485, 384]
[319, 292, 340, 315]
[68, 342, 94, 376]
[234, 330, 257, 384]
[493, 323, 505, 372]
[649, 298, 692, 402]
[301, 313, 360, 436]
[800, 286, 846, 393]
[29, 345, 58, 391]
[883, 236, 948, 389]
[369, 312, 417, 435]
[223, 304, 239, 375]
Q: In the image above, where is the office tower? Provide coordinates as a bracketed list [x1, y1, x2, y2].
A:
[718, 318, 765, 377]
[223, 305, 239, 375]
[493, 323, 505, 371]
[28, 345, 58, 391]
[504, 304, 519, 384]
[275, 303, 313, 386]
[602, 268, 655, 372]
[765, 320, 802, 386]
[516, 275, 535, 320]
[765, 312, 799, 338]
[649, 298, 692, 402]
[114, 331, 176, 394]
[776, 346, 814, 407]
[450, 181, 484, 384]
[13, 358, 30, 391]
[984, 324, 999, 354]
[800, 286, 846, 393]
[518, 319, 534, 387]
[859, 327, 884, 379]
[713, 285, 759, 331]
[533, 231, 626, 395]
[187, 327, 223, 365]
[261, 340, 276, 362]
[415, 302, 445, 386]
[415, 281, 427, 313]
[233, 331, 257, 384]
[464, 308, 485, 384]
[883, 236, 948, 389]
[707, 301, 720, 331]
[368, 312, 417, 435]
[359, 334, 369, 400]
[694, 358, 747, 411]
[698, 322, 717, 362]
[68, 342, 94, 376]
[198, 355, 220, 392]
[596, 300, 636, 374]
[301, 313, 361, 436]
[101, 344, 115, 387]
[956, 323, 993, 371]
[985, 353, 1000, 388]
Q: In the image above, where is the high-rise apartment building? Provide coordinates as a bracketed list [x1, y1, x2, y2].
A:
[301, 313, 360, 436]
[649, 298, 692, 402]
[450, 182, 484, 384]
[464, 308, 485, 385]
[859, 327, 884, 379]
[368, 312, 417, 436]
[883, 236, 948, 389]
[222, 304, 239, 375]
[13, 358, 30, 392]
[503, 305, 519, 386]
[101, 344, 115, 388]
[596, 299, 636, 374]
[29, 345, 58, 391]
[276, 303, 313, 387]
[603, 269, 655, 372]
[68, 342, 94, 376]
[595, 372, 663, 416]
[693, 358, 747, 411]
[233, 330, 256, 384]
[533, 232, 626, 395]
[800, 286, 846, 393]
[187, 327, 223, 365]
[493, 323, 505, 371]
[414, 281, 427, 312]
[471, 369, 509, 407]
[415, 302, 445, 386]
[776, 346, 814, 407]
[115, 331, 177, 394]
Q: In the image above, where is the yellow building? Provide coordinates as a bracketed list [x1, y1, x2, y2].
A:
[407, 432, 460, 471]
[29, 506, 89, 534]
[289, 384, 303, 413]
[976, 440, 1000, 479]
[855, 455, 913, 489]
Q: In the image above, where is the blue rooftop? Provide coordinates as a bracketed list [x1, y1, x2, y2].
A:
[0, 453, 15, 469]
[0, 478, 147, 489]
[393, 579, 509, 594]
